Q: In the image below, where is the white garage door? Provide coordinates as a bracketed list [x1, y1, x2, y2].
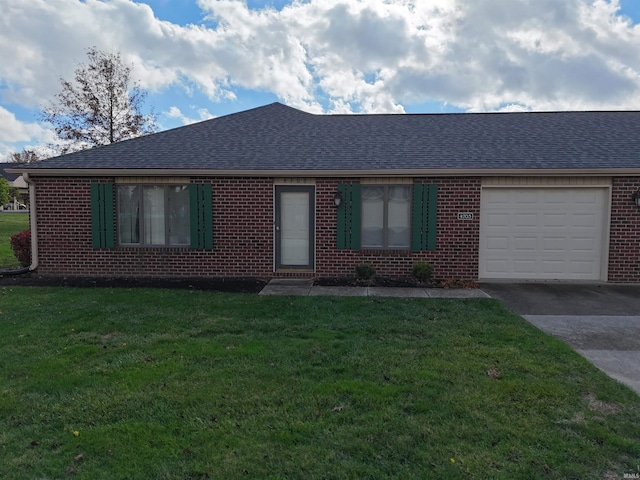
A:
[479, 187, 608, 281]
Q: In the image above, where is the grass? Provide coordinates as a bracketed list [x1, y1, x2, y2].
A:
[0, 212, 29, 268]
[1, 287, 639, 479]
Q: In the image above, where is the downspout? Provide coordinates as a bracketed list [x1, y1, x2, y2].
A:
[24, 172, 38, 272]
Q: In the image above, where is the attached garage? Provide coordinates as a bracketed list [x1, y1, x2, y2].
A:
[479, 182, 610, 281]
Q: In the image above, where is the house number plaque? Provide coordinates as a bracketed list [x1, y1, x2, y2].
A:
[457, 212, 474, 220]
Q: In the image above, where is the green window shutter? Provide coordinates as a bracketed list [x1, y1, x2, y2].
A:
[90, 183, 114, 249]
[190, 184, 213, 249]
[336, 183, 361, 249]
[411, 184, 438, 251]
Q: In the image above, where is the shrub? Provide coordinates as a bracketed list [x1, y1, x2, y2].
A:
[412, 261, 434, 284]
[10, 229, 31, 266]
[0, 177, 8, 205]
[355, 263, 376, 281]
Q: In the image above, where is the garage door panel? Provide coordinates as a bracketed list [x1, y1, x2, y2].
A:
[546, 191, 567, 203]
[542, 237, 566, 251]
[515, 191, 538, 204]
[574, 190, 599, 204]
[514, 213, 538, 227]
[570, 260, 597, 275]
[572, 213, 597, 228]
[485, 259, 509, 274]
[486, 236, 509, 250]
[541, 260, 566, 274]
[485, 190, 510, 204]
[543, 213, 569, 228]
[514, 236, 537, 251]
[480, 187, 607, 281]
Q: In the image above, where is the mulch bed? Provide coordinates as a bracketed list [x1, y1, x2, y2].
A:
[0, 273, 268, 293]
[1, 273, 478, 292]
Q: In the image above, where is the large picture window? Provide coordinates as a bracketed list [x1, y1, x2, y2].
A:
[336, 182, 437, 251]
[117, 185, 190, 246]
[361, 185, 411, 248]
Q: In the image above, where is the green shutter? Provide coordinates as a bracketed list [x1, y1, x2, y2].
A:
[336, 183, 361, 249]
[90, 183, 114, 248]
[411, 184, 438, 251]
[190, 184, 213, 249]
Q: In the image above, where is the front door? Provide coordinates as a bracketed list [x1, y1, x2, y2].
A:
[275, 186, 315, 270]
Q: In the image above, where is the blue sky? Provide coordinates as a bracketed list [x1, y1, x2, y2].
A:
[1, 0, 640, 158]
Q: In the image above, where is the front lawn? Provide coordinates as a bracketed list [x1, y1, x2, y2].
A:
[1, 287, 639, 479]
[0, 213, 29, 268]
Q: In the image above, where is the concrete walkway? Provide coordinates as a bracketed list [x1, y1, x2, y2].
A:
[259, 278, 490, 298]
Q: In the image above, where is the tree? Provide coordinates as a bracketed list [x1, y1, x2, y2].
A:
[42, 47, 156, 154]
[8, 149, 40, 163]
[0, 177, 9, 205]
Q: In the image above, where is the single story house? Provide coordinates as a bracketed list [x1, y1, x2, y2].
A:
[0, 162, 29, 206]
[10, 103, 640, 283]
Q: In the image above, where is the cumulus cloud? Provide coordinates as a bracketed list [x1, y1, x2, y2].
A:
[1, 0, 640, 152]
[166, 106, 215, 125]
[0, 107, 54, 158]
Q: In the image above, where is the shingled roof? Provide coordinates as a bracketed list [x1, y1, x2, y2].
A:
[0, 162, 23, 182]
[16, 103, 640, 176]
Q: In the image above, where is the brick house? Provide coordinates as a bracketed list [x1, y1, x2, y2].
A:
[11, 103, 640, 283]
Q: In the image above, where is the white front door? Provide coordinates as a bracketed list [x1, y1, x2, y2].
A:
[479, 187, 608, 281]
[276, 186, 314, 269]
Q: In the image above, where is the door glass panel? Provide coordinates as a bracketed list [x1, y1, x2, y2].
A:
[281, 192, 309, 265]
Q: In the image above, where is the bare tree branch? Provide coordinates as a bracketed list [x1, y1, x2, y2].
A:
[41, 47, 157, 155]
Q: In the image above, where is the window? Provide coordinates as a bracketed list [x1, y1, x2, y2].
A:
[336, 183, 437, 251]
[117, 185, 191, 246]
[361, 185, 411, 248]
[91, 182, 212, 249]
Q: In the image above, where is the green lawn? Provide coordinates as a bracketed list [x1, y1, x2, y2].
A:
[1, 288, 639, 479]
[0, 213, 29, 268]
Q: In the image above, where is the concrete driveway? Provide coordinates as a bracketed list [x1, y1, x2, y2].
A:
[480, 283, 640, 395]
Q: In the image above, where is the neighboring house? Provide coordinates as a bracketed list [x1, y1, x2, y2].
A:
[0, 162, 28, 191]
[0, 162, 28, 209]
[9, 103, 640, 282]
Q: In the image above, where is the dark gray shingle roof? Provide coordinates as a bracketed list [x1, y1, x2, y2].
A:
[0, 163, 23, 182]
[19, 103, 640, 173]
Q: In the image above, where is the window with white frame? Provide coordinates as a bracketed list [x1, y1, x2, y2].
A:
[361, 185, 411, 248]
[117, 185, 190, 246]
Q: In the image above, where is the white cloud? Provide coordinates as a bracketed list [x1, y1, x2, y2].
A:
[0, 106, 53, 159]
[166, 106, 215, 125]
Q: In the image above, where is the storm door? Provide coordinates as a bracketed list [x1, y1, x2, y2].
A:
[275, 186, 315, 270]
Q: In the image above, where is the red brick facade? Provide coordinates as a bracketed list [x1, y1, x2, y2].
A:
[608, 177, 640, 283]
[30, 175, 640, 282]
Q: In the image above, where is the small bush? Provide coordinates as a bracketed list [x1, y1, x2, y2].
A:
[355, 263, 376, 281]
[412, 261, 434, 284]
[10, 229, 31, 266]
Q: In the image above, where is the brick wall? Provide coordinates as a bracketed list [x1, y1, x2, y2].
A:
[608, 177, 640, 283]
[34, 176, 274, 278]
[35, 175, 640, 283]
[315, 178, 481, 281]
[33, 175, 482, 281]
